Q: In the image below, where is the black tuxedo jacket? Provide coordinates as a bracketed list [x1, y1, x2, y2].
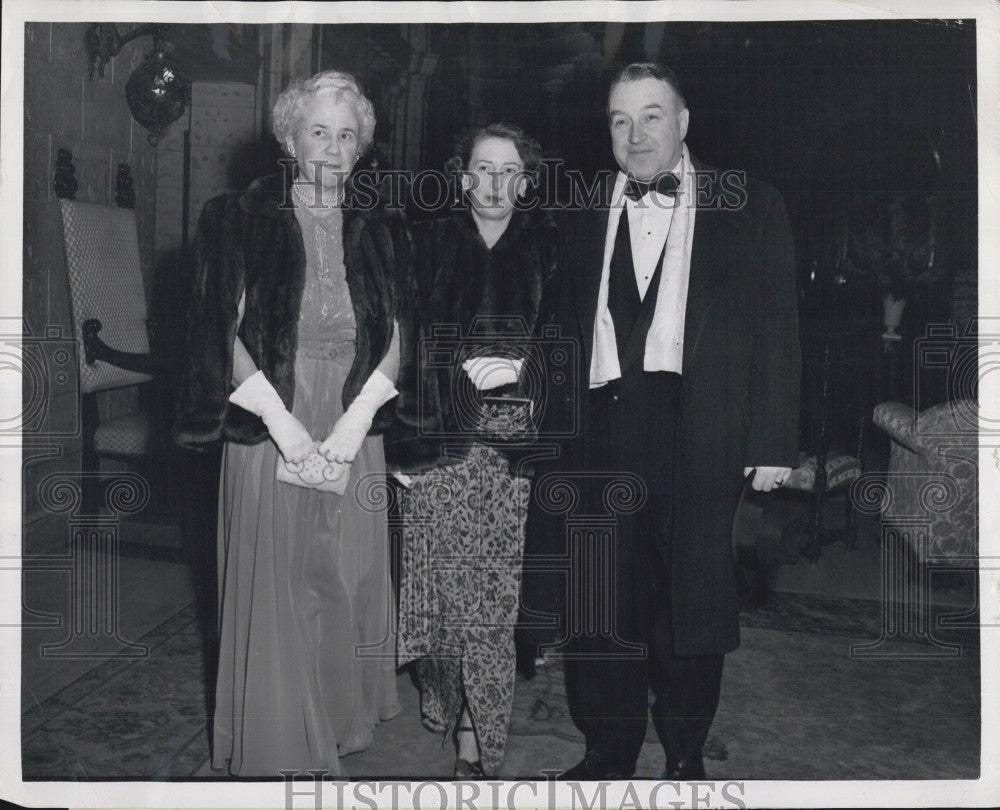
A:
[521, 159, 801, 656]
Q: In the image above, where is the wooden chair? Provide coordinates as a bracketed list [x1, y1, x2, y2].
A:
[780, 325, 868, 561]
[781, 332, 865, 562]
[57, 193, 162, 515]
[731, 325, 870, 604]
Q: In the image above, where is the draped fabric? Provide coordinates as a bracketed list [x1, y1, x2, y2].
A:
[211, 199, 400, 777]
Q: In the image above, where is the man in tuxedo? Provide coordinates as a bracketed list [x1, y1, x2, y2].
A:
[518, 63, 800, 780]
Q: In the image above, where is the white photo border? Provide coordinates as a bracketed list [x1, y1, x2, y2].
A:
[2, 1, 998, 808]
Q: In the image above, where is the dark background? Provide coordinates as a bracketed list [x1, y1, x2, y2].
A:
[304, 18, 976, 428]
[309, 18, 977, 352]
[155, 18, 978, 405]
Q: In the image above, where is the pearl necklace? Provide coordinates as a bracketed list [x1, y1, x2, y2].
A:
[292, 181, 344, 216]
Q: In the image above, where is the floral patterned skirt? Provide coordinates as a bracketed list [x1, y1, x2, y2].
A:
[396, 442, 529, 775]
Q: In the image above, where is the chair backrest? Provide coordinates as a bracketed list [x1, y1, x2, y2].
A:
[58, 199, 153, 394]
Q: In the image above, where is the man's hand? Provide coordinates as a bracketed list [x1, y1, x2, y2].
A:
[744, 466, 792, 493]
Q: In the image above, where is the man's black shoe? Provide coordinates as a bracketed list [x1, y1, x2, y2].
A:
[659, 756, 706, 780]
[559, 749, 632, 780]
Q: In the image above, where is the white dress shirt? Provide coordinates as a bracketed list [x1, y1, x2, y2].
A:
[590, 146, 697, 387]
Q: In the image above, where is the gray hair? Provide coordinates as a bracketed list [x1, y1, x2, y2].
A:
[272, 70, 376, 156]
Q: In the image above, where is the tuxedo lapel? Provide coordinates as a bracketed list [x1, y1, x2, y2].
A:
[568, 167, 742, 375]
[570, 176, 615, 364]
[682, 164, 740, 371]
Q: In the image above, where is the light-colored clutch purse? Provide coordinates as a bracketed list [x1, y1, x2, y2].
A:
[276, 447, 349, 494]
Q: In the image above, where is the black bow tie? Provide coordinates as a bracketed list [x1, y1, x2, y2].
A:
[623, 173, 680, 201]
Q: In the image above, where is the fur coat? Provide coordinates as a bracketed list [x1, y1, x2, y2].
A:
[385, 209, 559, 472]
[173, 171, 410, 449]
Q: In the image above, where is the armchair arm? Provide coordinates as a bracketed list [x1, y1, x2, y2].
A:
[872, 401, 925, 454]
[874, 399, 978, 458]
[83, 318, 158, 376]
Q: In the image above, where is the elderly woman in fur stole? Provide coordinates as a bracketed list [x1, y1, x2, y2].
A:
[385, 122, 559, 777]
[174, 70, 410, 777]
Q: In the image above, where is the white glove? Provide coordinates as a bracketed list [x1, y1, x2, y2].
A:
[392, 471, 414, 489]
[229, 371, 314, 463]
[744, 465, 794, 493]
[327, 460, 351, 486]
[462, 356, 523, 391]
[319, 370, 398, 463]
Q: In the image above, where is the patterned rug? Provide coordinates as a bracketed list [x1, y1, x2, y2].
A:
[507, 589, 980, 757]
[21, 592, 979, 780]
[22, 604, 208, 780]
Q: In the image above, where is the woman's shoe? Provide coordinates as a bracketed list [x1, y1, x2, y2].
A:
[421, 712, 447, 735]
[453, 725, 484, 779]
[453, 757, 485, 779]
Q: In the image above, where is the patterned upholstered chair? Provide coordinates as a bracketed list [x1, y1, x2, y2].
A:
[58, 198, 160, 513]
[872, 399, 978, 562]
[781, 333, 865, 561]
[782, 449, 862, 558]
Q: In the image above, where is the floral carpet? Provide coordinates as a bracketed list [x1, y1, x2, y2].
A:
[21, 592, 980, 780]
[22, 604, 208, 780]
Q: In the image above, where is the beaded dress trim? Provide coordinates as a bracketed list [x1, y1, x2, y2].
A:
[293, 187, 357, 358]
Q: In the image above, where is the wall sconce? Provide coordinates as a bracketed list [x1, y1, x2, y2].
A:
[85, 23, 191, 145]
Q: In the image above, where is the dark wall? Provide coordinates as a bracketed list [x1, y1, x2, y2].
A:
[312, 18, 977, 415]
[316, 19, 976, 272]
[317, 20, 975, 188]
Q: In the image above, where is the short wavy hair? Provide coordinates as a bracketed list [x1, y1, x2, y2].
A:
[272, 70, 377, 157]
[608, 62, 687, 114]
[444, 122, 543, 184]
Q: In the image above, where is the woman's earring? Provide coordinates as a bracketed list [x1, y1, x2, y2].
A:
[457, 172, 472, 206]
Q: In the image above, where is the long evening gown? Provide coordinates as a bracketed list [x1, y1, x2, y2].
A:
[212, 200, 399, 777]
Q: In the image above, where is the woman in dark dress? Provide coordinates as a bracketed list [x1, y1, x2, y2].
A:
[174, 70, 408, 777]
[386, 123, 559, 777]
